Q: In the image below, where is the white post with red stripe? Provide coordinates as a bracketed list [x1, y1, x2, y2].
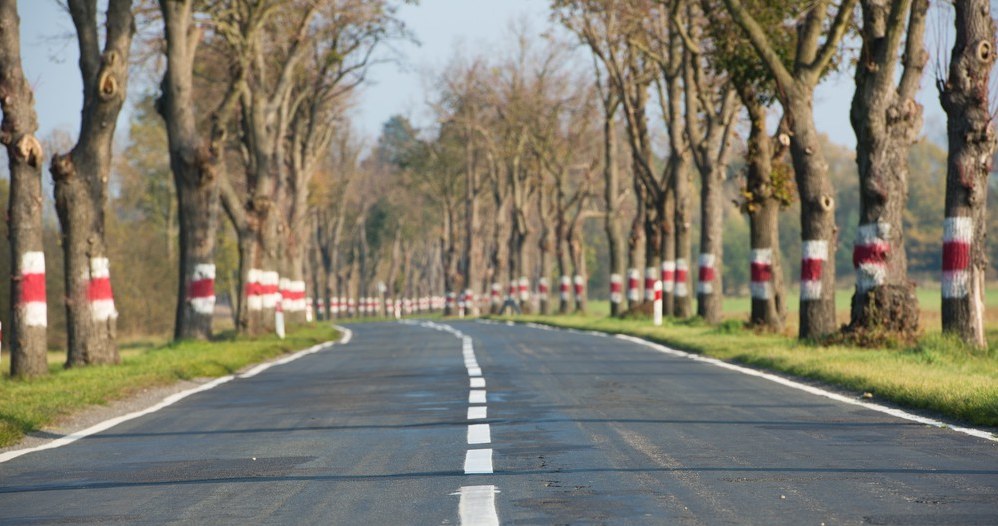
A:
[627, 268, 640, 302]
[942, 217, 972, 298]
[20, 251, 47, 328]
[800, 240, 828, 301]
[653, 280, 662, 326]
[609, 273, 623, 306]
[697, 254, 715, 295]
[675, 259, 689, 298]
[854, 223, 889, 293]
[88, 257, 117, 322]
[187, 263, 215, 315]
[750, 249, 773, 300]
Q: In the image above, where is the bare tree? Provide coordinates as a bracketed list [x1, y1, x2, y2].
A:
[937, 0, 997, 347]
[846, 0, 928, 340]
[722, 0, 858, 339]
[1, 0, 48, 377]
[157, 0, 248, 340]
[49, 0, 134, 366]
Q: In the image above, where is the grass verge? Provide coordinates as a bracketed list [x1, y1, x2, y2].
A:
[499, 314, 998, 430]
[0, 324, 341, 448]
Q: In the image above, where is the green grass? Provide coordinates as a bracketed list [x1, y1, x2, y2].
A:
[498, 313, 998, 430]
[0, 324, 341, 448]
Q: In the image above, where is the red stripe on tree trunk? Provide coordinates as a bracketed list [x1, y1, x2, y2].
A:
[610, 282, 623, 292]
[246, 282, 263, 296]
[801, 259, 823, 281]
[675, 269, 688, 283]
[853, 243, 889, 268]
[698, 267, 715, 283]
[942, 241, 971, 271]
[188, 278, 214, 299]
[87, 277, 113, 301]
[750, 263, 772, 283]
[661, 270, 674, 282]
[20, 273, 46, 303]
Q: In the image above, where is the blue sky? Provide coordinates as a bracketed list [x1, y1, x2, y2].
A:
[18, 0, 950, 153]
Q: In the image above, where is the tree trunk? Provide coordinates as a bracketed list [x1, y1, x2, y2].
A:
[938, 0, 997, 347]
[627, 179, 645, 311]
[846, 0, 927, 340]
[0, 0, 48, 377]
[673, 165, 693, 318]
[603, 110, 626, 317]
[788, 92, 838, 339]
[159, 0, 222, 341]
[51, 0, 134, 366]
[739, 92, 785, 331]
[696, 164, 724, 323]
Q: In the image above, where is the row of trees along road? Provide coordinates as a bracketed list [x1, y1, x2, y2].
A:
[2, 1, 997, 379]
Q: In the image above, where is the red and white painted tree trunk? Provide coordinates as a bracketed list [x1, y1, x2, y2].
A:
[609, 273, 623, 311]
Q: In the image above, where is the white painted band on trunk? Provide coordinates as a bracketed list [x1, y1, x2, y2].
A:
[697, 282, 713, 295]
[942, 270, 969, 298]
[464, 449, 494, 474]
[456, 485, 500, 526]
[856, 262, 887, 293]
[89, 257, 110, 279]
[468, 406, 487, 419]
[468, 423, 491, 444]
[22, 301, 47, 328]
[943, 216, 973, 243]
[856, 222, 890, 244]
[192, 263, 216, 280]
[750, 282, 770, 300]
[189, 296, 215, 315]
[800, 280, 822, 301]
[662, 260, 676, 272]
[574, 275, 584, 285]
[802, 240, 828, 260]
[644, 267, 656, 300]
[247, 296, 263, 311]
[676, 258, 689, 271]
[698, 253, 715, 268]
[91, 299, 117, 322]
[21, 251, 45, 273]
[469, 390, 487, 404]
[751, 248, 772, 264]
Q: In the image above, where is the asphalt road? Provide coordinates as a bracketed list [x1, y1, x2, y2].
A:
[1, 320, 996, 525]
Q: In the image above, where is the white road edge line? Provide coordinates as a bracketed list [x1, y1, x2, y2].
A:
[464, 448, 494, 474]
[0, 326, 354, 464]
[454, 485, 500, 526]
[468, 424, 491, 444]
[613, 332, 995, 442]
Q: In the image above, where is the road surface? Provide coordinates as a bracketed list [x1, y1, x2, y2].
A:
[1, 320, 996, 524]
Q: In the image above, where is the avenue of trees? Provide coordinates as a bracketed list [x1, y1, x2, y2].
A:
[2, 0, 997, 378]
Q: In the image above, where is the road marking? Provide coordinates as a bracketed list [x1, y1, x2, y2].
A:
[468, 367, 482, 377]
[469, 390, 487, 404]
[454, 485, 499, 526]
[612, 333, 997, 442]
[468, 406, 487, 420]
[470, 377, 486, 388]
[468, 423, 491, 444]
[464, 448, 493, 474]
[465, 359, 479, 367]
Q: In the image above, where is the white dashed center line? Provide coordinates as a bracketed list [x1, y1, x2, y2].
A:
[464, 448, 494, 474]
[469, 390, 487, 404]
[470, 377, 486, 388]
[468, 406, 487, 420]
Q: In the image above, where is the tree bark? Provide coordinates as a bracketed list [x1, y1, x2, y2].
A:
[0, 0, 48, 377]
[51, 0, 134, 366]
[738, 89, 786, 331]
[158, 0, 232, 341]
[602, 106, 626, 317]
[847, 0, 927, 339]
[938, 0, 997, 347]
